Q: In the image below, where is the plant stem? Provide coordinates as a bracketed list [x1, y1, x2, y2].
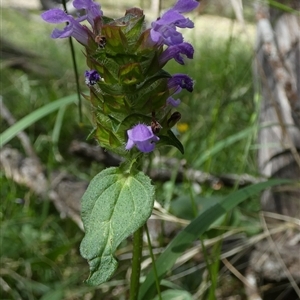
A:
[130, 226, 143, 300]
[61, 0, 82, 123]
[145, 223, 162, 300]
[68, 37, 82, 123]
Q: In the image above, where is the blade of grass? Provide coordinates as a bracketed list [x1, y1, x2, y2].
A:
[268, 0, 300, 14]
[138, 179, 290, 300]
[193, 122, 288, 168]
[0, 95, 77, 148]
[193, 126, 254, 167]
[52, 105, 67, 162]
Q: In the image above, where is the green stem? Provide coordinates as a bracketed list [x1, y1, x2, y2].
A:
[199, 238, 213, 298]
[145, 223, 162, 300]
[130, 226, 143, 300]
[61, 0, 82, 123]
[68, 37, 82, 124]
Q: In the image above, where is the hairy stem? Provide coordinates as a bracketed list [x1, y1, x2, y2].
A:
[130, 226, 143, 300]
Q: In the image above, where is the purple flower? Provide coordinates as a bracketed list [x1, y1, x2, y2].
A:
[159, 42, 194, 66]
[125, 124, 159, 153]
[168, 73, 194, 93]
[150, 0, 199, 46]
[41, 9, 89, 45]
[73, 0, 103, 27]
[167, 97, 181, 107]
[85, 70, 101, 86]
[172, 0, 199, 13]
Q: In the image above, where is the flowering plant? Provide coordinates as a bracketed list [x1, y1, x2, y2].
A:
[42, 0, 198, 296]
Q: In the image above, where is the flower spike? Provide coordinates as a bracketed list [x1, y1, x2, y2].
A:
[42, 0, 195, 154]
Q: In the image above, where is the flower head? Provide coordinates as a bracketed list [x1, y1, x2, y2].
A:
[73, 0, 103, 27]
[85, 70, 101, 86]
[159, 42, 194, 66]
[150, 0, 199, 46]
[125, 124, 159, 153]
[168, 73, 194, 93]
[41, 9, 89, 45]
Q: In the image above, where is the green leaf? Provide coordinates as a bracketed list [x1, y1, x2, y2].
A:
[158, 130, 184, 154]
[138, 179, 290, 300]
[0, 95, 77, 148]
[153, 290, 193, 300]
[80, 167, 155, 285]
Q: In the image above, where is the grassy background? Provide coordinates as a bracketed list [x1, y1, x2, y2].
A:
[1, 2, 262, 299]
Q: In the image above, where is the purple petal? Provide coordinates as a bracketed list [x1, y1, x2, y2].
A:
[174, 18, 194, 28]
[127, 125, 153, 141]
[126, 124, 159, 153]
[51, 26, 73, 39]
[155, 10, 186, 25]
[41, 9, 70, 23]
[85, 70, 101, 86]
[135, 141, 156, 153]
[42, 8, 88, 45]
[150, 28, 162, 43]
[125, 139, 135, 150]
[73, 0, 89, 7]
[151, 23, 183, 46]
[167, 97, 181, 107]
[168, 74, 194, 92]
[73, 0, 103, 26]
[159, 42, 194, 65]
[173, 0, 199, 13]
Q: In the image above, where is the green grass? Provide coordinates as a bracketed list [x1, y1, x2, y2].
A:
[165, 34, 256, 174]
[1, 6, 263, 300]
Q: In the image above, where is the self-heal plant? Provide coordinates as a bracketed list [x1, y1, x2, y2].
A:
[42, 0, 198, 296]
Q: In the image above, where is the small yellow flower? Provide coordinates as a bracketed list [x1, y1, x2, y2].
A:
[177, 122, 189, 133]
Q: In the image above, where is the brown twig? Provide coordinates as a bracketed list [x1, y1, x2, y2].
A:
[69, 140, 265, 188]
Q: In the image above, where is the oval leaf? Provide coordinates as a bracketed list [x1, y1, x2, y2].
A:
[80, 167, 155, 286]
